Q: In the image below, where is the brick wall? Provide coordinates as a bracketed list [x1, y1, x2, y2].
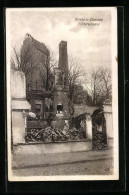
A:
[53, 90, 70, 118]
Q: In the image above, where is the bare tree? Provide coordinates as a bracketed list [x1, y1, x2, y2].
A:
[99, 67, 112, 100]
[39, 49, 58, 91]
[11, 42, 57, 91]
[11, 45, 39, 76]
[85, 67, 101, 105]
[68, 56, 84, 101]
[84, 67, 112, 106]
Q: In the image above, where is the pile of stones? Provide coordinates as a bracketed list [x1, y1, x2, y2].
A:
[26, 126, 86, 143]
[92, 107, 108, 150]
[92, 129, 108, 150]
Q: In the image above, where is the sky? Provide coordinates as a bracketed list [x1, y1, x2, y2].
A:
[9, 8, 112, 72]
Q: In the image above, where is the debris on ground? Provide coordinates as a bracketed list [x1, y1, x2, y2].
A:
[26, 126, 86, 143]
[92, 107, 108, 150]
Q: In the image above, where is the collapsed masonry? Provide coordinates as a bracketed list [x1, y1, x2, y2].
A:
[25, 40, 91, 142]
[52, 41, 70, 129]
[25, 40, 71, 129]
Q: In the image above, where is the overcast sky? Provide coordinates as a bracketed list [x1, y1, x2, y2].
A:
[9, 8, 112, 72]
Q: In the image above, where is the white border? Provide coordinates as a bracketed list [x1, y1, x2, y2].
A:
[6, 7, 118, 181]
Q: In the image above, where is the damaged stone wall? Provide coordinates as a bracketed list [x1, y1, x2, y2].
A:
[58, 41, 69, 85]
[21, 34, 50, 91]
[53, 41, 70, 118]
[92, 108, 108, 150]
[53, 91, 70, 118]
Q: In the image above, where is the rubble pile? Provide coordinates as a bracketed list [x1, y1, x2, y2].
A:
[26, 126, 85, 143]
[92, 130, 108, 150]
[92, 107, 108, 150]
[68, 127, 85, 140]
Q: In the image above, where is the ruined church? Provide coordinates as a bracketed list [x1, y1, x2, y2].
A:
[11, 34, 113, 150]
[21, 34, 71, 129]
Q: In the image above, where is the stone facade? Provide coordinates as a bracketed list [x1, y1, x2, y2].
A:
[58, 41, 69, 85]
[21, 34, 50, 91]
[21, 36, 70, 122]
[27, 90, 54, 119]
[20, 34, 51, 118]
[53, 41, 70, 121]
[53, 90, 70, 118]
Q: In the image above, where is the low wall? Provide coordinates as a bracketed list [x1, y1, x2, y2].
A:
[13, 141, 92, 155]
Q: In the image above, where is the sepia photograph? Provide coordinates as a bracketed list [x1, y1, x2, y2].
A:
[6, 7, 118, 181]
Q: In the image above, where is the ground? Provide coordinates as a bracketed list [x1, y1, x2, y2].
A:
[12, 159, 113, 176]
[11, 148, 113, 177]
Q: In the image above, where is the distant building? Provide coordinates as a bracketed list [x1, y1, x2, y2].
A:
[73, 85, 92, 105]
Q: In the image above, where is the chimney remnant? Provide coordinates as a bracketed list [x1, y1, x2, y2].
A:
[58, 41, 68, 85]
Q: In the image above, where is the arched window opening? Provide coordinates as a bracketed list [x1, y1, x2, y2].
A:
[57, 104, 63, 113]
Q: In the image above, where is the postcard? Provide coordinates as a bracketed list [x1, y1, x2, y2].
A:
[6, 7, 118, 181]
